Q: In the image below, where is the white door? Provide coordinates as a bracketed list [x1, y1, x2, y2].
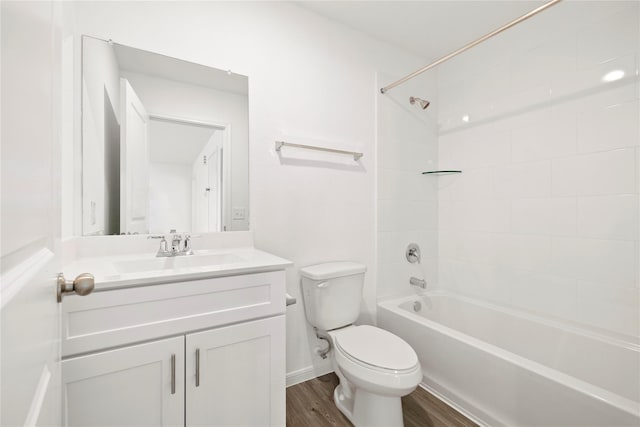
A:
[207, 147, 222, 232]
[192, 154, 208, 232]
[62, 337, 184, 426]
[1, 1, 64, 425]
[185, 316, 286, 426]
[120, 78, 150, 234]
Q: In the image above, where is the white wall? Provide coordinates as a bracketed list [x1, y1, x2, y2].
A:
[121, 71, 250, 231]
[376, 71, 439, 299]
[436, 1, 640, 338]
[71, 1, 425, 380]
[82, 36, 120, 235]
[149, 163, 192, 233]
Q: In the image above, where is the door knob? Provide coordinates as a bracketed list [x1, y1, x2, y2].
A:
[57, 273, 95, 302]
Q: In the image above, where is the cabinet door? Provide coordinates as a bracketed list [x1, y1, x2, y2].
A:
[62, 336, 184, 426]
[186, 316, 285, 426]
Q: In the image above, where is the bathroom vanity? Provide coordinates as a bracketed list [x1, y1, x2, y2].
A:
[60, 235, 291, 426]
[58, 35, 287, 425]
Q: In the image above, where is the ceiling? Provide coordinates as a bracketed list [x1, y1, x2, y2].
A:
[297, 1, 545, 60]
[148, 118, 216, 164]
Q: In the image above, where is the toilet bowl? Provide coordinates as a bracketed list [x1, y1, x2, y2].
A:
[300, 262, 422, 426]
[329, 325, 422, 426]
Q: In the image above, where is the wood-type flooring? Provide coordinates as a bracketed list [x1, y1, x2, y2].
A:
[286, 373, 478, 427]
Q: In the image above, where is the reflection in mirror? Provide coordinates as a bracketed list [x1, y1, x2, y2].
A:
[81, 36, 249, 235]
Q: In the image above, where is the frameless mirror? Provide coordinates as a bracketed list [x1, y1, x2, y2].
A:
[81, 36, 249, 235]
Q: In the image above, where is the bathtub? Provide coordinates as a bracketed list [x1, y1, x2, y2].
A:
[378, 292, 640, 426]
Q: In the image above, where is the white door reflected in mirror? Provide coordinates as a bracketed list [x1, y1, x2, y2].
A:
[120, 78, 150, 234]
[81, 36, 249, 236]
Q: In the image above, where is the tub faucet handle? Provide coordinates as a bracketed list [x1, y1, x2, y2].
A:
[406, 243, 421, 263]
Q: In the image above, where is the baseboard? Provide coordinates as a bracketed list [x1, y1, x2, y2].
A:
[418, 381, 492, 427]
[286, 364, 334, 387]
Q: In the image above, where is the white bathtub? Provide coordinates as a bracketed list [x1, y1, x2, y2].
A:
[378, 292, 640, 426]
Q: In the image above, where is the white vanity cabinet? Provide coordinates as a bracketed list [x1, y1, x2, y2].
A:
[61, 270, 286, 427]
[62, 336, 185, 426]
[186, 316, 285, 426]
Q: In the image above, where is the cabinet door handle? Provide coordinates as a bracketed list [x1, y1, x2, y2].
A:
[171, 354, 176, 395]
[195, 349, 200, 387]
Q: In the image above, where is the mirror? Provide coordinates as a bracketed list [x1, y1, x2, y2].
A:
[81, 36, 249, 235]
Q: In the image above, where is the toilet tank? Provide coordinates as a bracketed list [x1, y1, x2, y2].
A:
[300, 262, 367, 331]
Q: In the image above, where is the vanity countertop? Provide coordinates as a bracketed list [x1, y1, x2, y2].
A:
[63, 246, 292, 291]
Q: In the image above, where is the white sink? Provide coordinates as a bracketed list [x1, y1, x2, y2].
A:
[115, 253, 244, 274]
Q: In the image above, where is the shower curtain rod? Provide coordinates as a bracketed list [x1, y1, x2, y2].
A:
[379, 0, 563, 94]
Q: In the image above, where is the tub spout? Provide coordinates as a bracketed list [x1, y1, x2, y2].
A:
[410, 277, 426, 289]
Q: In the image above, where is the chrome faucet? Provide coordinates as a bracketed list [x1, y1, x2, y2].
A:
[170, 233, 182, 254]
[148, 232, 195, 257]
[410, 277, 426, 289]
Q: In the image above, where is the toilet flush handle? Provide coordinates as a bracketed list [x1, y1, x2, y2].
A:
[317, 281, 329, 288]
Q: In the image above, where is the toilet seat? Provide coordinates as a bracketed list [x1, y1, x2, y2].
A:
[333, 325, 419, 373]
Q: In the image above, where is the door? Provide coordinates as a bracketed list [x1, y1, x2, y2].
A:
[192, 154, 208, 232]
[206, 146, 222, 232]
[120, 78, 150, 234]
[1, 1, 64, 425]
[62, 336, 184, 426]
[185, 316, 286, 426]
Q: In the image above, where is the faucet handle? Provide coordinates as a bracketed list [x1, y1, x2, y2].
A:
[148, 235, 168, 255]
[182, 234, 194, 255]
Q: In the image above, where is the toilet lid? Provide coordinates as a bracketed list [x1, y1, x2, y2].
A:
[334, 325, 418, 371]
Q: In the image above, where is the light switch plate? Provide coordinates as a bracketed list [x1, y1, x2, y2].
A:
[232, 207, 246, 220]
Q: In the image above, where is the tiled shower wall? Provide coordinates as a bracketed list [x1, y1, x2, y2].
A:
[377, 72, 439, 299]
[436, 2, 640, 338]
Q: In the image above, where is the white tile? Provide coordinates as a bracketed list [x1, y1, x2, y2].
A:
[494, 234, 551, 273]
[438, 198, 452, 231]
[577, 101, 639, 154]
[408, 200, 438, 232]
[460, 168, 493, 200]
[575, 149, 637, 196]
[550, 237, 581, 279]
[575, 282, 640, 337]
[510, 271, 578, 319]
[552, 148, 636, 196]
[575, 238, 637, 283]
[551, 156, 580, 196]
[511, 35, 576, 89]
[549, 197, 577, 237]
[438, 132, 465, 170]
[466, 263, 511, 305]
[473, 199, 511, 233]
[576, 8, 640, 68]
[512, 198, 550, 234]
[457, 232, 495, 265]
[463, 126, 511, 169]
[377, 199, 403, 232]
[494, 160, 552, 198]
[378, 168, 418, 202]
[552, 78, 639, 117]
[577, 195, 639, 240]
[511, 116, 576, 163]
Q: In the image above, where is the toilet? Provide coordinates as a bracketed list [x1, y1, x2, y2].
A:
[300, 262, 422, 427]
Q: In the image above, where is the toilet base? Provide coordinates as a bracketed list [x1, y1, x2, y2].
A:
[334, 385, 355, 425]
[334, 384, 405, 427]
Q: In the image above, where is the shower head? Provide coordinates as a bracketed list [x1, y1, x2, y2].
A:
[409, 96, 430, 110]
